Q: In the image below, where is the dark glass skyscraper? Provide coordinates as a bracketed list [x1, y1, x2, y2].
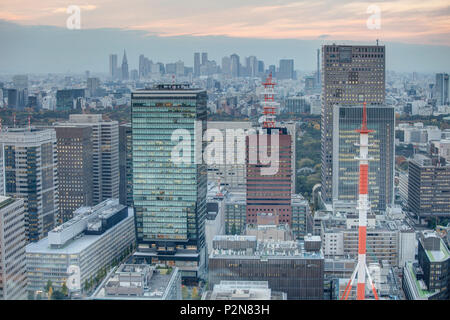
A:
[131, 84, 207, 280]
[332, 105, 394, 211]
[321, 44, 385, 205]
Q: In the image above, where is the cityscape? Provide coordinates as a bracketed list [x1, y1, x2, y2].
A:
[0, 0, 449, 306]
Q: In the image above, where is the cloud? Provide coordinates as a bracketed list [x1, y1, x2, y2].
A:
[0, 0, 449, 45]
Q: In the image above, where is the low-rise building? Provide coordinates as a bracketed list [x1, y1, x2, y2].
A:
[91, 264, 181, 300]
[202, 281, 287, 300]
[208, 235, 324, 300]
[26, 199, 136, 295]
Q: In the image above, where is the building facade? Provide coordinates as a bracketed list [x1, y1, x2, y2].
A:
[208, 235, 324, 300]
[408, 154, 450, 218]
[55, 125, 93, 223]
[26, 199, 136, 295]
[57, 114, 120, 205]
[321, 44, 385, 204]
[0, 197, 27, 300]
[119, 123, 133, 207]
[332, 105, 394, 211]
[0, 128, 59, 242]
[246, 128, 292, 225]
[131, 84, 208, 280]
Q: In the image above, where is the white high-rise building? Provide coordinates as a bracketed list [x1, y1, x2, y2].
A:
[0, 128, 58, 242]
[0, 197, 27, 300]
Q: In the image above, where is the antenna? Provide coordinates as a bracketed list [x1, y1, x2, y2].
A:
[341, 102, 379, 300]
[28, 115, 31, 131]
[262, 73, 277, 128]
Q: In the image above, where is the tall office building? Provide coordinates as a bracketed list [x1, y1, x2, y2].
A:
[119, 123, 133, 207]
[194, 52, 201, 77]
[278, 59, 294, 80]
[0, 197, 27, 300]
[246, 128, 292, 225]
[121, 50, 129, 81]
[0, 128, 58, 242]
[221, 56, 231, 76]
[408, 154, 450, 218]
[87, 77, 100, 97]
[321, 44, 385, 205]
[201, 52, 208, 66]
[131, 84, 207, 280]
[435, 73, 449, 106]
[230, 54, 240, 78]
[332, 105, 394, 211]
[57, 114, 119, 205]
[54, 125, 93, 223]
[109, 54, 118, 79]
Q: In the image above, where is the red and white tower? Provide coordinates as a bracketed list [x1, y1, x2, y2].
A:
[340, 102, 379, 300]
[261, 73, 277, 128]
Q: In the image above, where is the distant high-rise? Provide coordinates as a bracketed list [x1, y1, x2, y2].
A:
[194, 52, 201, 77]
[87, 77, 100, 97]
[56, 88, 85, 111]
[230, 54, 240, 78]
[332, 105, 394, 211]
[278, 59, 294, 80]
[321, 44, 385, 205]
[121, 50, 129, 81]
[119, 123, 133, 207]
[201, 52, 208, 66]
[435, 73, 449, 105]
[0, 128, 59, 242]
[58, 114, 119, 205]
[131, 84, 207, 280]
[109, 54, 118, 79]
[54, 125, 93, 223]
[221, 56, 231, 76]
[0, 196, 27, 300]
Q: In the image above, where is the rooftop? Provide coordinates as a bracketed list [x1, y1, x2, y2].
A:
[26, 208, 133, 255]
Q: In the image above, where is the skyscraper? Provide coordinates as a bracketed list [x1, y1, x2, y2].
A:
[131, 84, 207, 280]
[0, 196, 27, 300]
[119, 123, 133, 207]
[246, 128, 292, 225]
[321, 44, 385, 205]
[87, 77, 100, 97]
[201, 52, 208, 66]
[435, 73, 449, 106]
[194, 52, 201, 77]
[221, 56, 231, 76]
[278, 59, 294, 80]
[332, 105, 394, 212]
[109, 54, 118, 79]
[57, 114, 119, 205]
[0, 128, 59, 242]
[121, 50, 129, 81]
[230, 54, 240, 78]
[54, 125, 93, 223]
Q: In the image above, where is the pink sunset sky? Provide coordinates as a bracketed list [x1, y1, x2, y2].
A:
[1, 0, 449, 45]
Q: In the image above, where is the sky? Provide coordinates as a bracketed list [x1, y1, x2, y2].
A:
[1, 0, 450, 74]
[1, 0, 450, 45]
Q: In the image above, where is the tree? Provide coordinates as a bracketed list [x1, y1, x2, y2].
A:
[61, 282, 68, 296]
[45, 280, 53, 293]
[192, 287, 199, 300]
[182, 285, 189, 300]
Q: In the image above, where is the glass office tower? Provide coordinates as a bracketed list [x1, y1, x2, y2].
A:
[131, 84, 207, 281]
[332, 105, 394, 212]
